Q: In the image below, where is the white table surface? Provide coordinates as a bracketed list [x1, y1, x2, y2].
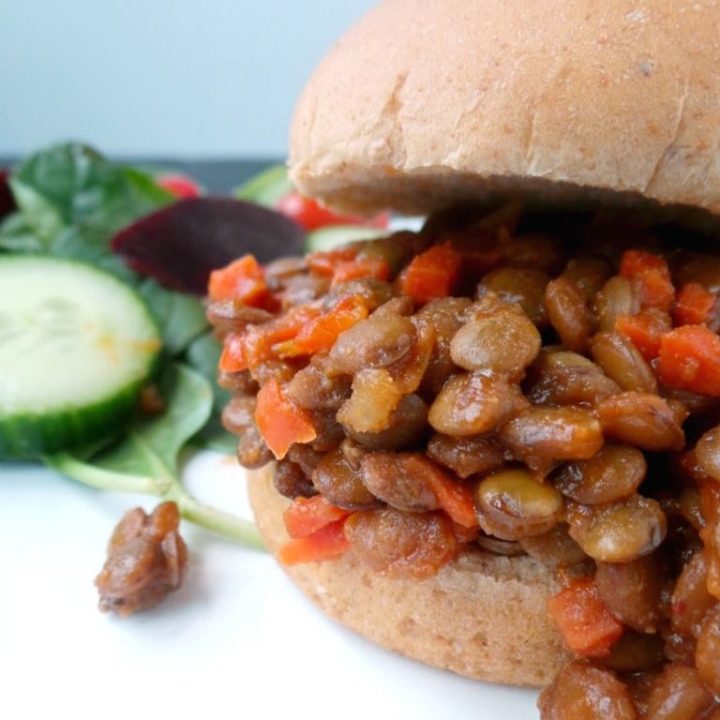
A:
[0, 451, 539, 719]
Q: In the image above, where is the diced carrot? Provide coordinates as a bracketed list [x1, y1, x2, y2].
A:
[208, 255, 269, 306]
[674, 282, 716, 327]
[255, 379, 317, 459]
[278, 519, 350, 565]
[619, 249, 674, 311]
[307, 247, 359, 276]
[398, 242, 461, 304]
[615, 311, 670, 361]
[422, 464, 478, 529]
[657, 325, 720, 397]
[219, 332, 249, 372]
[547, 578, 624, 657]
[331, 256, 390, 286]
[274, 296, 369, 357]
[283, 496, 351, 539]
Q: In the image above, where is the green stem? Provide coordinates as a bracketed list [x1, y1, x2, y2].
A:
[174, 492, 265, 550]
[47, 453, 158, 495]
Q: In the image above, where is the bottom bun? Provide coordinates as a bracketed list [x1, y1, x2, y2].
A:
[248, 466, 571, 688]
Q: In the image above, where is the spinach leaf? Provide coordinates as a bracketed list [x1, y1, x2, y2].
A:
[185, 331, 230, 411]
[97, 363, 212, 480]
[11, 143, 173, 242]
[49, 363, 262, 547]
[138, 279, 209, 356]
[0, 213, 44, 253]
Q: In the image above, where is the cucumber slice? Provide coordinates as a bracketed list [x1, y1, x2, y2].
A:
[0, 256, 161, 458]
[305, 225, 387, 253]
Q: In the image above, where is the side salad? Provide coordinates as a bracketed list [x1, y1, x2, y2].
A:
[0, 142, 387, 554]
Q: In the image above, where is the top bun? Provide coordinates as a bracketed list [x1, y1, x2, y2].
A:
[289, 0, 720, 221]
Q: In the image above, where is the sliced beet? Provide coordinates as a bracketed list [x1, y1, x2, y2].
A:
[111, 197, 306, 295]
[0, 170, 16, 221]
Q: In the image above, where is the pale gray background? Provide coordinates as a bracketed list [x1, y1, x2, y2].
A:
[0, 1, 376, 158]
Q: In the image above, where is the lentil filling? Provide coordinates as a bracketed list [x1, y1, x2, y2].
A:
[209, 205, 720, 717]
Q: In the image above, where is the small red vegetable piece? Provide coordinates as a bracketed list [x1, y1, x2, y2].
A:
[619, 249, 674, 311]
[275, 296, 369, 357]
[674, 282, 716, 326]
[156, 173, 201, 199]
[399, 242, 461, 304]
[615, 311, 669, 361]
[254, 379, 317, 459]
[208, 254, 269, 306]
[276, 192, 389, 231]
[283, 495, 351, 539]
[278, 519, 350, 565]
[657, 325, 720, 396]
[547, 578, 624, 657]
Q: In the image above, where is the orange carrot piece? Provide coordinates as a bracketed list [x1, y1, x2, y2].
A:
[208, 255, 268, 305]
[331, 257, 390, 286]
[283, 496, 351, 539]
[674, 282, 716, 327]
[547, 578, 624, 657]
[219, 333, 249, 372]
[615, 311, 670, 361]
[423, 467, 478, 529]
[657, 325, 720, 397]
[619, 249, 674, 311]
[255, 379, 317, 459]
[398, 242, 461, 304]
[278, 519, 350, 565]
[274, 297, 369, 357]
[307, 247, 359, 276]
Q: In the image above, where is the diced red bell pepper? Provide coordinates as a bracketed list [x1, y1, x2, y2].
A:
[657, 325, 720, 397]
[208, 255, 269, 306]
[274, 296, 369, 357]
[674, 282, 716, 327]
[547, 578, 624, 657]
[278, 518, 351, 565]
[615, 310, 670, 361]
[398, 242, 461, 304]
[619, 249, 675, 312]
[254, 379, 317, 459]
[283, 495, 351, 539]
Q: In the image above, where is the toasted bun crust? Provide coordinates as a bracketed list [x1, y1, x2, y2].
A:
[249, 466, 571, 687]
[289, 0, 720, 220]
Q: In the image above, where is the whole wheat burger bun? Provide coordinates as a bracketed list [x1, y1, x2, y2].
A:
[289, 0, 720, 223]
[249, 467, 571, 687]
[263, 0, 720, 690]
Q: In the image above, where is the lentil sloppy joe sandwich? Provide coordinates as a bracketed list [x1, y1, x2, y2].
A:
[209, 0, 720, 716]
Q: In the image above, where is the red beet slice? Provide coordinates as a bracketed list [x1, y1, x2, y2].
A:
[111, 197, 305, 294]
[0, 170, 16, 220]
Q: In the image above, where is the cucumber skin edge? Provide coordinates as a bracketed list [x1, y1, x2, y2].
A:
[0, 380, 145, 459]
